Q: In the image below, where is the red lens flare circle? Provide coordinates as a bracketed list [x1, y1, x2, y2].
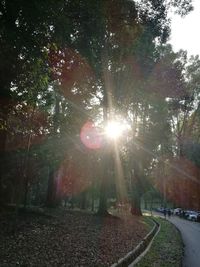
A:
[80, 121, 103, 150]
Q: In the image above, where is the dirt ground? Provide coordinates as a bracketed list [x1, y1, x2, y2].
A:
[0, 209, 150, 266]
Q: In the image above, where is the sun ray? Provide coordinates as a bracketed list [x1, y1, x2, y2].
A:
[113, 141, 128, 207]
[105, 120, 130, 140]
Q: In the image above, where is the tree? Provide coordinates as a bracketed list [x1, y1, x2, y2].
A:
[68, 0, 193, 215]
[0, 0, 193, 213]
[0, 0, 68, 206]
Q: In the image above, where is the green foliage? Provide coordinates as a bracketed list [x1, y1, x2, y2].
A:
[0, 0, 197, 212]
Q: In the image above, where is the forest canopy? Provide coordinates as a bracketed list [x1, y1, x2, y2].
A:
[1, 0, 200, 214]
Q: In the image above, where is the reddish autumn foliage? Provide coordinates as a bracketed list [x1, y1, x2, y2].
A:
[156, 157, 200, 210]
[48, 47, 95, 101]
[58, 158, 92, 198]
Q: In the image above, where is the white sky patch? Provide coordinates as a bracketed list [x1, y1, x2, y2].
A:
[169, 0, 200, 57]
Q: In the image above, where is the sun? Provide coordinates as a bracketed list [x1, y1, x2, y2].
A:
[105, 120, 129, 139]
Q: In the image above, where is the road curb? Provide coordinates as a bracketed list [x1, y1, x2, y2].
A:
[110, 218, 159, 267]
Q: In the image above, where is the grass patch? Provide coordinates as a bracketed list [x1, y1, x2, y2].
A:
[135, 217, 183, 267]
[140, 215, 155, 232]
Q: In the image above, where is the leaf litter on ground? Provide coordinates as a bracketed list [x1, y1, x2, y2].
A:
[0, 209, 151, 266]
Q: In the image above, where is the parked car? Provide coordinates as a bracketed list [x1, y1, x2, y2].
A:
[188, 211, 200, 222]
[156, 207, 165, 213]
[174, 208, 182, 215]
[184, 210, 194, 219]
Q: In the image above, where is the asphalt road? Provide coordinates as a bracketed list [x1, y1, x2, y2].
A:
[167, 216, 200, 267]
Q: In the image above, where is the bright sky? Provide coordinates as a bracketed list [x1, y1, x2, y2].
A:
[169, 0, 200, 57]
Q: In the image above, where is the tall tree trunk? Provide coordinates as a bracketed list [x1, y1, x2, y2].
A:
[98, 171, 109, 215]
[46, 166, 57, 207]
[0, 95, 12, 208]
[23, 127, 33, 209]
[80, 191, 87, 210]
[91, 191, 95, 212]
[97, 90, 110, 216]
[46, 88, 60, 207]
[131, 193, 142, 216]
[0, 129, 7, 207]
[130, 163, 142, 216]
[98, 145, 110, 215]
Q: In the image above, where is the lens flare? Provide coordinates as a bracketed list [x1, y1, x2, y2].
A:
[80, 121, 103, 149]
[105, 120, 129, 140]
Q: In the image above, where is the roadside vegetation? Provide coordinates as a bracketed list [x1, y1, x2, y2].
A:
[135, 217, 183, 267]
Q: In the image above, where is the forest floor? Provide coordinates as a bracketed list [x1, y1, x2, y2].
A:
[0, 208, 152, 267]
